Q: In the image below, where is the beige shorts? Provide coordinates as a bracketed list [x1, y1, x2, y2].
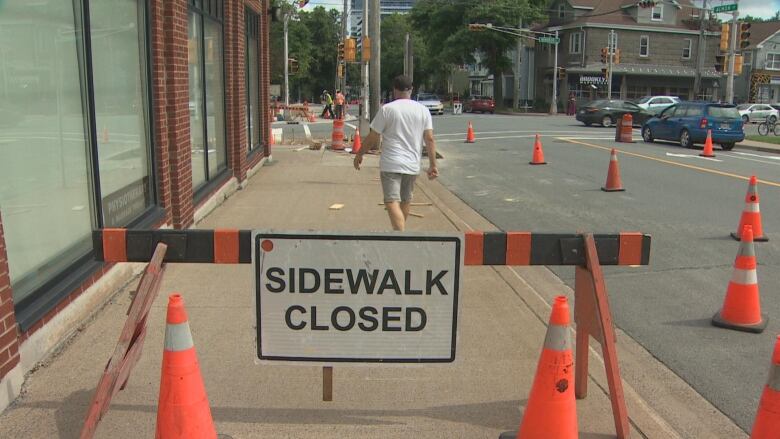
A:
[380, 172, 416, 203]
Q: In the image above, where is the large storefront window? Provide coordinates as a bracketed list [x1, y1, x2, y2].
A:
[0, 0, 156, 324]
[188, 0, 226, 191]
[246, 10, 261, 152]
[91, 0, 154, 227]
[0, 0, 94, 302]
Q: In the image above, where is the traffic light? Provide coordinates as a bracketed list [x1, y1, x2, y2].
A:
[614, 48, 621, 64]
[288, 58, 299, 74]
[715, 54, 726, 73]
[344, 37, 356, 62]
[362, 36, 371, 62]
[337, 42, 345, 62]
[337, 63, 344, 78]
[720, 23, 730, 52]
[601, 47, 608, 63]
[740, 22, 751, 49]
[468, 23, 486, 31]
[734, 54, 744, 75]
[637, 0, 656, 8]
[558, 67, 566, 80]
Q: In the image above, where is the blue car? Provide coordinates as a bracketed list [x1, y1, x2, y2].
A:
[641, 102, 744, 151]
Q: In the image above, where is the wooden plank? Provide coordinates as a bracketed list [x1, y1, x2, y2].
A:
[323, 366, 333, 402]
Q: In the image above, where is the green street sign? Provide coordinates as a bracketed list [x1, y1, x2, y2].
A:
[713, 4, 738, 13]
[539, 36, 560, 44]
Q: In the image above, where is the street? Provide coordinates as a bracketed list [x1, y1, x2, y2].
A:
[427, 112, 780, 431]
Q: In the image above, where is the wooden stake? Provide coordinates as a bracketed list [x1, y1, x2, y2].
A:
[322, 366, 333, 402]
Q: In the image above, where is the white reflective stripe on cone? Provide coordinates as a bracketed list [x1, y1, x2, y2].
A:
[543, 324, 571, 351]
[730, 268, 758, 285]
[164, 322, 195, 352]
[743, 203, 760, 213]
[769, 363, 780, 391]
[738, 241, 756, 257]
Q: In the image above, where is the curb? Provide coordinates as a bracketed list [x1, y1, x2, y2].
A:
[736, 142, 780, 155]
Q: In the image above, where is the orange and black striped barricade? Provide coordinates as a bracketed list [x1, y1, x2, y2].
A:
[331, 119, 345, 150]
[94, 228, 650, 439]
[80, 242, 167, 439]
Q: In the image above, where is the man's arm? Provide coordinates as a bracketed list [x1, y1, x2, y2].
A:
[423, 129, 438, 179]
[353, 129, 381, 170]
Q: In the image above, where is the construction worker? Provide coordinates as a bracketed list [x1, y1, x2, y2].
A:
[320, 90, 334, 119]
[335, 89, 345, 120]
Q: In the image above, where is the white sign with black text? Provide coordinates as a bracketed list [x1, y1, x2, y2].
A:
[254, 232, 463, 363]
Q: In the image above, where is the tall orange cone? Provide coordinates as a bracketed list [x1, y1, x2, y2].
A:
[506, 296, 578, 439]
[350, 128, 362, 154]
[465, 121, 475, 143]
[529, 134, 547, 165]
[732, 176, 768, 242]
[156, 294, 217, 439]
[750, 334, 780, 439]
[601, 148, 625, 192]
[700, 129, 716, 157]
[712, 225, 768, 333]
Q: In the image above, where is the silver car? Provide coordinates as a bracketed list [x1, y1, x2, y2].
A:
[737, 104, 779, 124]
[415, 93, 444, 115]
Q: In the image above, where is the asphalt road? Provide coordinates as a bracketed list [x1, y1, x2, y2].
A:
[427, 113, 780, 432]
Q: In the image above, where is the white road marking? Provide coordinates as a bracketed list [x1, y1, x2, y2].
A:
[436, 130, 603, 137]
[729, 151, 780, 160]
[665, 152, 723, 162]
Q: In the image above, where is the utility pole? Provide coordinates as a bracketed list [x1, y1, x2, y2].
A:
[404, 33, 409, 76]
[283, 13, 290, 107]
[514, 19, 522, 110]
[369, 0, 380, 119]
[726, 6, 739, 104]
[360, 0, 369, 134]
[608, 30, 615, 99]
[693, 0, 708, 99]
[341, 0, 348, 93]
[550, 30, 558, 114]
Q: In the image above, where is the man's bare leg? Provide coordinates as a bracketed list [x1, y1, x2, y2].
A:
[386, 201, 406, 231]
[400, 201, 411, 220]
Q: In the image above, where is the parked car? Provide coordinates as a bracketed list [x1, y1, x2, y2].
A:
[737, 103, 778, 124]
[641, 102, 743, 150]
[415, 93, 444, 115]
[634, 96, 681, 114]
[576, 100, 653, 127]
[465, 95, 495, 114]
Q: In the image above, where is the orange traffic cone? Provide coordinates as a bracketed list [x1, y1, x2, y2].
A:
[712, 225, 768, 333]
[101, 127, 109, 143]
[601, 148, 625, 192]
[351, 128, 362, 154]
[700, 130, 716, 157]
[512, 296, 577, 439]
[156, 294, 217, 439]
[732, 176, 768, 242]
[750, 334, 780, 439]
[529, 134, 547, 165]
[465, 121, 475, 143]
[269, 128, 275, 146]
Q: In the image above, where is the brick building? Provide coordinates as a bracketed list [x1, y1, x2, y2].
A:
[536, 0, 722, 108]
[0, 0, 271, 411]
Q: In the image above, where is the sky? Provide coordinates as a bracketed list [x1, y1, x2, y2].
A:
[302, 0, 780, 20]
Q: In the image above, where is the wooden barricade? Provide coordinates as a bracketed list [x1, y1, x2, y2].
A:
[80, 243, 168, 439]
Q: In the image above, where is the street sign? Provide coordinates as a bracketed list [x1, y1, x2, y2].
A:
[254, 232, 463, 363]
[713, 3, 738, 13]
[539, 36, 560, 44]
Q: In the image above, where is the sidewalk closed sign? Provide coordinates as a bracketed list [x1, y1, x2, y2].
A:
[254, 232, 463, 363]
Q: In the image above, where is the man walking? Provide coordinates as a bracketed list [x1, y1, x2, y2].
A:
[353, 75, 438, 232]
[320, 90, 334, 119]
[335, 89, 345, 120]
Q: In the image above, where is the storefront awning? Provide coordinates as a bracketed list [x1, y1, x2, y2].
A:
[565, 63, 721, 79]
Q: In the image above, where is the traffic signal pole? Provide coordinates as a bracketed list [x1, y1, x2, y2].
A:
[693, 0, 707, 98]
[608, 30, 615, 99]
[726, 6, 739, 104]
[550, 30, 558, 114]
[283, 13, 290, 107]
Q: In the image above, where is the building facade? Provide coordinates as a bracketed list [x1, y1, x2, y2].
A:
[537, 0, 721, 109]
[732, 21, 780, 104]
[0, 0, 271, 412]
[349, 0, 417, 36]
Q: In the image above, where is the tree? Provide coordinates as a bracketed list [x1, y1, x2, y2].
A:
[410, 0, 544, 108]
[379, 14, 431, 93]
[741, 12, 780, 22]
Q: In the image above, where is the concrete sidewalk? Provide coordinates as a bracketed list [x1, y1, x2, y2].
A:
[0, 146, 746, 438]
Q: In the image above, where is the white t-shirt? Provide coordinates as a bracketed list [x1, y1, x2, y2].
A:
[370, 98, 433, 174]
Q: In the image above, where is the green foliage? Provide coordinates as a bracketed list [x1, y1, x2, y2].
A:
[410, 0, 545, 108]
[741, 12, 780, 23]
[379, 14, 431, 92]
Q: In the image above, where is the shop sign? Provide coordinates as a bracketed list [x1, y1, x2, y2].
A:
[254, 232, 463, 363]
[102, 177, 149, 227]
[580, 75, 607, 85]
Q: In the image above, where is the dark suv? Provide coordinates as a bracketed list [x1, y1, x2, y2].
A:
[641, 102, 744, 150]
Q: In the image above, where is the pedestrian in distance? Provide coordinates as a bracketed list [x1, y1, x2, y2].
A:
[320, 89, 334, 119]
[353, 75, 439, 232]
[335, 89, 345, 120]
[567, 92, 576, 116]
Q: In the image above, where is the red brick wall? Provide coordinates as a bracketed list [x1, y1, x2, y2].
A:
[225, 0, 248, 182]
[162, 0, 195, 229]
[0, 212, 19, 379]
[150, 0, 173, 224]
[260, 0, 271, 157]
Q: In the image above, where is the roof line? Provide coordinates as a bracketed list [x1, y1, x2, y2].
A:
[756, 29, 780, 49]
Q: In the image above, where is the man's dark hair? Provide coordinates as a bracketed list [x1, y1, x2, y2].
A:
[393, 75, 413, 92]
